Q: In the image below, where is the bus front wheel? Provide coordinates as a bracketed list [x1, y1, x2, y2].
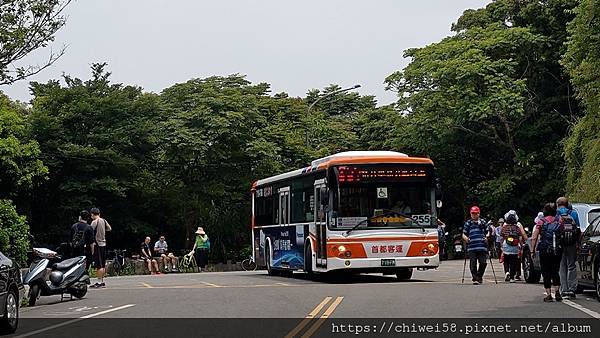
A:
[304, 242, 313, 275]
[266, 242, 278, 276]
[396, 268, 413, 280]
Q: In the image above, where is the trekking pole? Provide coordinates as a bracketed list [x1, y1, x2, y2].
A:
[461, 240, 467, 284]
[461, 255, 467, 284]
[488, 248, 498, 284]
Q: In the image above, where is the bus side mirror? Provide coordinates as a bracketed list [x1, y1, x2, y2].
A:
[320, 189, 329, 206]
[435, 182, 442, 199]
[436, 200, 443, 208]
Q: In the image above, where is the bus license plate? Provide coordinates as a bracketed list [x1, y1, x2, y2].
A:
[381, 259, 396, 267]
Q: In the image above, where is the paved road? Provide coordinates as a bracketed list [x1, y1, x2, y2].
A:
[12, 260, 600, 337]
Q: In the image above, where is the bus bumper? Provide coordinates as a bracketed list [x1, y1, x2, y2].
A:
[326, 254, 440, 272]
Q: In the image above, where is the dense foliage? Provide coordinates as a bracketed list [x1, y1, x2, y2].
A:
[562, 0, 600, 201]
[0, 199, 30, 264]
[384, 0, 581, 225]
[0, 0, 598, 261]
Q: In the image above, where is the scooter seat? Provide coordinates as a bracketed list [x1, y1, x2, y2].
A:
[53, 257, 83, 270]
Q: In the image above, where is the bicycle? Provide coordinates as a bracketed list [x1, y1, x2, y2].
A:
[108, 249, 132, 276]
[178, 251, 198, 273]
[241, 255, 257, 271]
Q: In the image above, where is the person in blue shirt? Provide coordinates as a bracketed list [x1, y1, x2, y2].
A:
[462, 206, 490, 284]
[556, 196, 581, 299]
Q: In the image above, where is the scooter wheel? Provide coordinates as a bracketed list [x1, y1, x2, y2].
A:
[70, 284, 87, 299]
[28, 284, 40, 307]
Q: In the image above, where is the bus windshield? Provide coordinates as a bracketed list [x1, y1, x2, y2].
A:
[332, 165, 435, 229]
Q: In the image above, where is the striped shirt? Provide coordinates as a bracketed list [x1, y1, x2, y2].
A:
[463, 219, 488, 252]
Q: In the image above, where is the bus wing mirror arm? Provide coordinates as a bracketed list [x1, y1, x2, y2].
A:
[320, 189, 329, 206]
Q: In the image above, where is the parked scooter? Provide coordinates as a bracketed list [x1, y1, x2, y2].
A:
[452, 233, 465, 259]
[23, 247, 90, 306]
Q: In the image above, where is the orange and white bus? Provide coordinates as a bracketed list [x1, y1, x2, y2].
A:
[251, 151, 442, 279]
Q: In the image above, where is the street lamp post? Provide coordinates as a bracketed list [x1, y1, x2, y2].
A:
[305, 84, 361, 147]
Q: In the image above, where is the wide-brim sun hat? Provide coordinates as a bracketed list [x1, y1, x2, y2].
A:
[195, 227, 206, 235]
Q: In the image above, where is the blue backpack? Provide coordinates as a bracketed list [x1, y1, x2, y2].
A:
[538, 218, 561, 254]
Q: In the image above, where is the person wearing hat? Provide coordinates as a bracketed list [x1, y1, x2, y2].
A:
[501, 210, 527, 283]
[462, 206, 489, 284]
[190, 227, 210, 272]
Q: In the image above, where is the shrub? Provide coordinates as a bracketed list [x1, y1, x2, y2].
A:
[0, 199, 30, 265]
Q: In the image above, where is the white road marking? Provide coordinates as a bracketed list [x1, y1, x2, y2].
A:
[14, 304, 136, 338]
[562, 299, 600, 319]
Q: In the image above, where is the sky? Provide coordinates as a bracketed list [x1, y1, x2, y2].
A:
[0, 0, 490, 106]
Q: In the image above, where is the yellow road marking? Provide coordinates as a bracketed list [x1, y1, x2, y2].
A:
[140, 282, 153, 288]
[301, 296, 344, 338]
[284, 297, 332, 338]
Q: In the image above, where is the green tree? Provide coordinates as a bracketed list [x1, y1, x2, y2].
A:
[158, 75, 296, 260]
[384, 0, 580, 224]
[562, 0, 600, 202]
[0, 93, 45, 262]
[28, 63, 163, 244]
[0, 199, 29, 264]
[0, 93, 47, 199]
[0, 0, 71, 85]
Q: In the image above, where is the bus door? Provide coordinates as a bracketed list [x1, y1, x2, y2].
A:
[314, 180, 327, 268]
[278, 187, 290, 226]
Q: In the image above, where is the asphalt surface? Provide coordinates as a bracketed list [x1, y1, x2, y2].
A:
[11, 260, 600, 337]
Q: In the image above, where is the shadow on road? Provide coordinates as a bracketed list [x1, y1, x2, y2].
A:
[239, 270, 437, 285]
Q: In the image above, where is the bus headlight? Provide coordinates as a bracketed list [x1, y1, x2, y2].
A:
[421, 243, 438, 255]
[337, 245, 352, 258]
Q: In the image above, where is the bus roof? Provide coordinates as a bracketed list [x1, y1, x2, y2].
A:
[253, 151, 433, 189]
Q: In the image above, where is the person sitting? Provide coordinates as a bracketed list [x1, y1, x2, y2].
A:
[392, 200, 411, 215]
[141, 236, 160, 275]
[154, 235, 178, 272]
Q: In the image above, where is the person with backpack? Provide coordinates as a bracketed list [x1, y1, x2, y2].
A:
[70, 210, 95, 271]
[190, 227, 210, 272]
[462, 206, 489, 285]
[556, 197, 581, 299]
[501, 210, 527, 283]
[531, 203, 562, 302]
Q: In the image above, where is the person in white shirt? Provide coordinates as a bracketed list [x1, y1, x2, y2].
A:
[154, 235, 178, 272]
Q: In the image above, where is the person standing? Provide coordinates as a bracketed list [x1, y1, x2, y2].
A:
[486, 220, 496, 258]
[90, 207, 112, 288]
[501, 210, 527, 283]
[70, 210, 95, 271]
[191, 227, 210, 272]
[531, 202, 563, 302]
[494, 218, 504, 261]
[462, 206, 489, 285]
[437, 219, 447, 260]
[556, 197, 581, 299]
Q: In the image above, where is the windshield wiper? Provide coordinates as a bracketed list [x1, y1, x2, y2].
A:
[344, 210, 425, 236]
